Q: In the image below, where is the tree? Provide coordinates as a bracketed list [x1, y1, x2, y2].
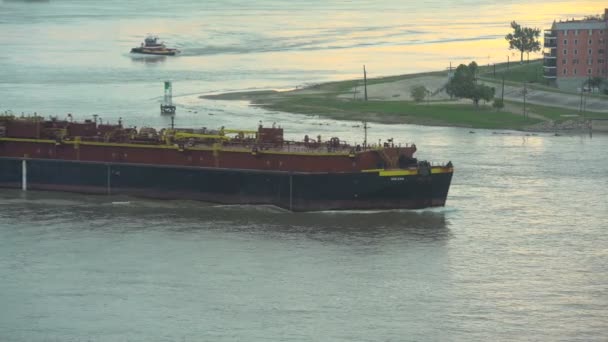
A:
[523, 27, 541, 63]
[585, 77, 604, 92]
[584, 13, 606, 21]
[505, 21, 541, 64]
[468, 61, 478, 80]
[446, 62, 496, 106]
[410, 85, 428, 102]
[477, 85, 496, 104]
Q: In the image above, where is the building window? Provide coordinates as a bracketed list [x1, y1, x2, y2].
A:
[563, 68, 567, 75]
[574, 39, 578, 45]
[573, 59, 579, 65]
[564, 49, 567, 55]
[564, 39, 568, 45]
[562, 59, 567, 65]
[599, 49, 605, 54]
[574, 49, 578, 55]
[575, 30, 579, 36]
[589, 39, 593, 44]
[588, 58, 593, 65]
[588, 49, 592, 55]
[589, 29, 593, 35]
[587, 68, 592, 75]
[574, 69, 577, 75]
[599, 59, 605, 64]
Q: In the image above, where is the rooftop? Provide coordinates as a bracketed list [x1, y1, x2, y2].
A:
[553, 21, 607, 30]
[551, 8, 608, 30]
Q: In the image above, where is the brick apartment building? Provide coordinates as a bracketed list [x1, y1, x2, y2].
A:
[543, 8, 608, 91]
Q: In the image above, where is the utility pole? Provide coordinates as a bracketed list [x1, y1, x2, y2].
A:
[583, 92, 587, 117]
[493, 63, 496, 78]
[523, 81, 527, 119]
[501, 74, 505, 102]
[579, 83, 584, 114]
[582, 77, 589, 117]
[507, 55, 510, 71]
[363, 121, 368, 149]
[363, 65, 368, 101]
[448, 62, 455, 99]
[585, 75, 591, 117]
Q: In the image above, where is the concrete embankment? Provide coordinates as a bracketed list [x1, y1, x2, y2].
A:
[590, 119, 608, 132]
[524, 119, 608, 133]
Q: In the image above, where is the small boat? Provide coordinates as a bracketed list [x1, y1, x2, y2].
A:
[130, 35, 180, 56]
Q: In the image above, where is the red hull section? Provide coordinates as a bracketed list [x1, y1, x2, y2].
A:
[0, 114, 419, 174]
[0, 140, 399, 173]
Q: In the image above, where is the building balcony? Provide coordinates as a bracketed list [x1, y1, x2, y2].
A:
[543, 68, 557, 78]
[543, 59, 557, 67]
[544, 41, 557, 48]
[543, 52, 557, 58]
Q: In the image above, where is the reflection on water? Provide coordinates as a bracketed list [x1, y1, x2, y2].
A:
[0, 187, 455, 342]
[129, 54, 167, 65]
[0, 189, 450, 245]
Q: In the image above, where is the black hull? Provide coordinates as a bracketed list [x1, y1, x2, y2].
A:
[130, 48, 177, 56]
[0, 158, 452, 212]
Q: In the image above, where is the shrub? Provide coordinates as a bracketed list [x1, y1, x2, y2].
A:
[410, 85, 428, 102]
[492, 99, 505, 110]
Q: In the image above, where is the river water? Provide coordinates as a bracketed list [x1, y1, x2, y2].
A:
[1, 1, 607, 341]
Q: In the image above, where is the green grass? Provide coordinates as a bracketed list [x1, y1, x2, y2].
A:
[509, 101, 608, 122]
[263, 97, 540, 129]
[529, 105, 608, 122]
[522, 103, 579, 122]
[480, 60, 545, 84]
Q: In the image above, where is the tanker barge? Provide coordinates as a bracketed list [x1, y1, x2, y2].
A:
[0, 115, 453, 211]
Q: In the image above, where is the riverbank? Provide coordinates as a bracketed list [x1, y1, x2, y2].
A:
[202, 62, 608, 132]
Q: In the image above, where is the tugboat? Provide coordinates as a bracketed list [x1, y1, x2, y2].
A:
[130, 35, 180, 56]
